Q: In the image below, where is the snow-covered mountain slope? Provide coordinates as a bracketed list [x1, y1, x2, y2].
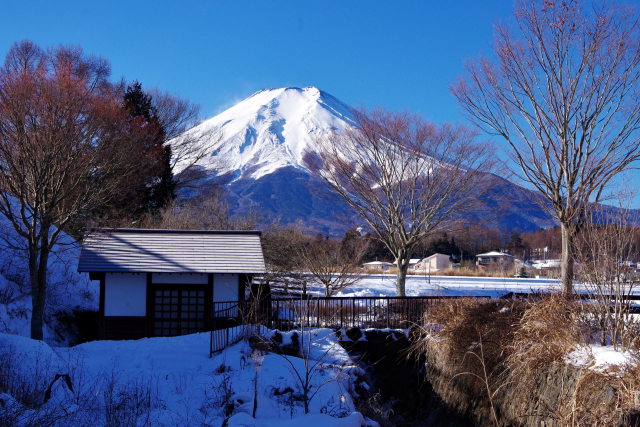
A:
[177, 86, 354, 181]
[176, 86, 558, 234]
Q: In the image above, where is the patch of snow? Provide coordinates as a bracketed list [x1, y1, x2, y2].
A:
[565, 344, 637, 372]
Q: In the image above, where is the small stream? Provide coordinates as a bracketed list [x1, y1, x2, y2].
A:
[340, 329, 474, 427]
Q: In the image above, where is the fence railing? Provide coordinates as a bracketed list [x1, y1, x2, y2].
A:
[209, 295, 490, 356]
[210, 301, 247, 357]
[270, 296, 487, 330]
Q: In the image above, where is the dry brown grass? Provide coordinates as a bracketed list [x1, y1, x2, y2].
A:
[507, 295, 584, 376]
[422, 266, 511, 277]
[411, 295, 640, 426]
[410, 297, 524, 423]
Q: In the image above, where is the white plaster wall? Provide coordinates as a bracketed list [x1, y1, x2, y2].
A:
[434, 255, 450, 271]
[214, 274, 239, 302]
[152, 273, 208, 284]
[104, 273, 146, 316]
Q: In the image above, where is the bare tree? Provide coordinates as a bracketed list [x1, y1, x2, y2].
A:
[157, 91, 224, 190]
[259, 227, 309, 296]
[299, 237, 368, 297]
[141, 186, 259, 231]
[307, 109, 492, 296]
[0, 41, 140, 339]
[575, 196, 640, 350]
[452, 0, 640, 294]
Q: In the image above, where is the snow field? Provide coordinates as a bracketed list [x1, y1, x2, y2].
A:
[0, 328, 370, 426]
[332, 274, 639, 298]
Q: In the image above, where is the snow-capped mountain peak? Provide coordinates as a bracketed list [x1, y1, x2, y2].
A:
[183, 86, 354, 180]
[173, 86, 558, 235]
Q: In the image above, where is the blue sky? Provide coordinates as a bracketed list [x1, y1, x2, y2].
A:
[0, 1, 508, 120]
[1, 1, 639, 206]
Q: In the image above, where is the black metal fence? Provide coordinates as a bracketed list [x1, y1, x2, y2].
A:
[209, 295, 490, 356]
[210, 301, 247, 356]
[270, 296, 484, 330]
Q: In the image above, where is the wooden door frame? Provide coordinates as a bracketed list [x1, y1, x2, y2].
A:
[148, 281, 213, 336]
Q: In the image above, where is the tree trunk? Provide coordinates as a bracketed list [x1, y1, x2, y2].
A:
[560, 222, 574, 295]
[28, 245, 43, 340]
[30, 224, 51, 340]
[395, 254, 409, 296]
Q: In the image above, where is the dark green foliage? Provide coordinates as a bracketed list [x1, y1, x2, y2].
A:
[422, 233, 462, 259]
[108, 81, 176, 219]
[508, 232, 526, 257]
[124, 82, 153, 119]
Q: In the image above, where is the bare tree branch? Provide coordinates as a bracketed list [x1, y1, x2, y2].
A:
[306, 109, 493, 295]
[453, 0, 640, 293]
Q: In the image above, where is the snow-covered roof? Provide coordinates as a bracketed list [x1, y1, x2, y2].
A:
[532, 259, 561, 268]
[78, 229, 266, 274]
[408, 258, 421, 264]
[362, 261, 394, 266]
[476, 251, 514, 258]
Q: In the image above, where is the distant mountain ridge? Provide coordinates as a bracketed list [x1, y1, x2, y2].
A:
[177, 86, 558, 235]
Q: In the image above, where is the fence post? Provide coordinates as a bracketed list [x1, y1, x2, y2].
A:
[386, 299, 390, 329]
[352, 298, 355, 328]
[210, 313, 214, 358]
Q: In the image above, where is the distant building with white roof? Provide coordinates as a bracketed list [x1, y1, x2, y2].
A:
[531, 259, 561, 270]
[414, 254, 451, 272]
[362, 261, 395, 272]
[476, 251, 516, 269]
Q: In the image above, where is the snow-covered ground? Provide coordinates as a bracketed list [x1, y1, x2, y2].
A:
[0, 215, 97, 345]
[329, 274, 640, 298]
[0, 329, 369, 427]
[333, 274, 560, 298]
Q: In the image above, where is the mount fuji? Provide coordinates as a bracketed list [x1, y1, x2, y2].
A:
[176, 86, 557, 235]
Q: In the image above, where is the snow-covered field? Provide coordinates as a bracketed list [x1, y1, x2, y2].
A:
[335, 274, 561, 298]
[0, 329, 369, 427]
[331, 274, 640, 298]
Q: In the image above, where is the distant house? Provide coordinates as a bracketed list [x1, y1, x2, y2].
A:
[476, 251, 516, 269]
[531, 259, 562, 270]
[362, 261, 395, 272]
[78, 229, 266, 340]
[414, 253, 451, 273]
[408, 258, 421, 270]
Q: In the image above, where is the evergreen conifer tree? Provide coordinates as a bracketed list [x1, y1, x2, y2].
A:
[119, 81, 175, 216]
